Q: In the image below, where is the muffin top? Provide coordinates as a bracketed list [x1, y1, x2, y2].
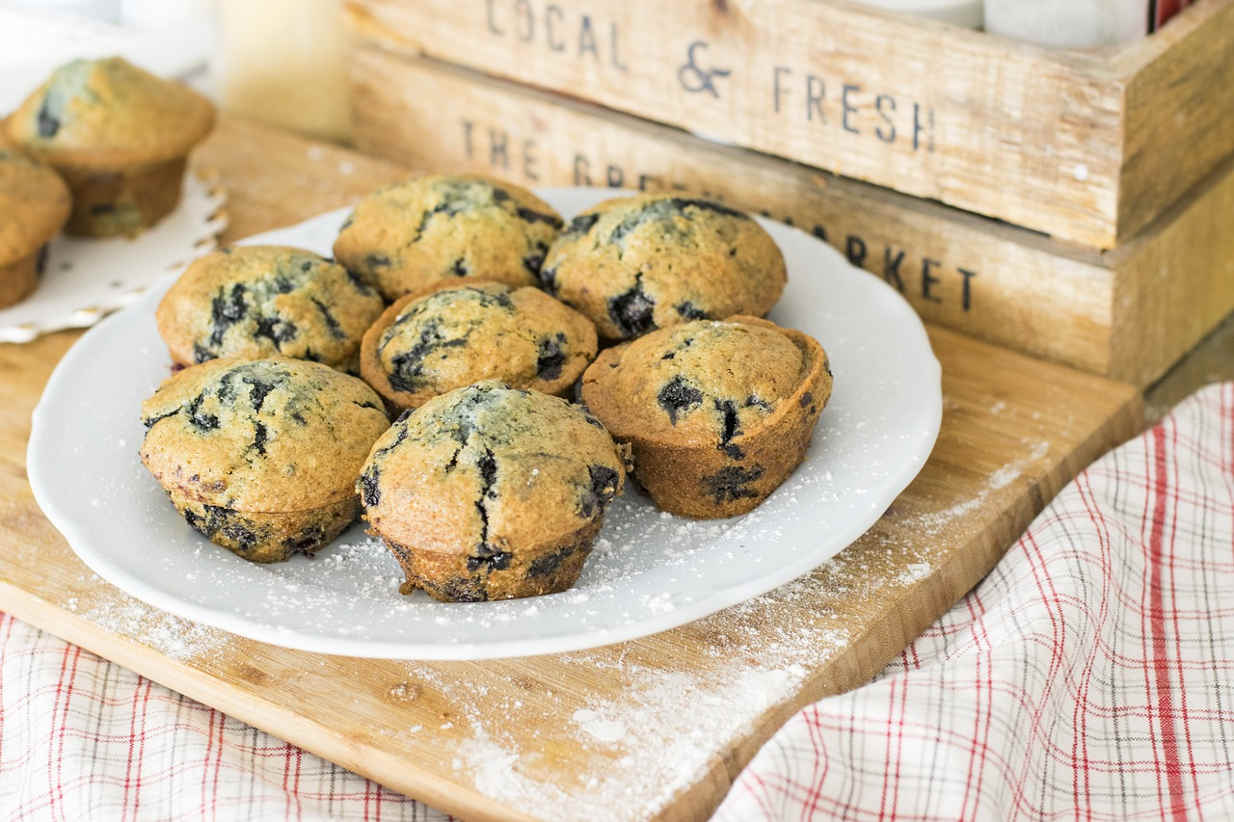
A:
[0, 148, 71, 265]
[6, 57, 215, 169]
[361, 279, 597, 409]
[332, 174, 563, 300]
[358, 381, 625, 557]
[541, 194, 787, 341]
[156, 246, 386, 369]
[140, 357, 390, 513]
[581, 317, 825, 456]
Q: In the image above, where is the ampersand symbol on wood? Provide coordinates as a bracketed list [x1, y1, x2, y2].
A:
[677, 40, 732, 98]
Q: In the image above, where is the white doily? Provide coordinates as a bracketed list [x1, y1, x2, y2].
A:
[0, 172, 227, 343]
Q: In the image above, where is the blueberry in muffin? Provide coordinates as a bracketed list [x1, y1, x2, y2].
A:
[580, 316, 831, 518]
[540, 194, 787, 342]
[359, 278, 597, 411]
[6, 57, 215, 237]
[156, 245, 385, 371]
[140, 357, 390, 562]
[0, 147, 70, 307]
[332, 174, 563, 300]
[357, 381, 628, 601]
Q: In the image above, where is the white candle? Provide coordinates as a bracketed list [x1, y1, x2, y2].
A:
[3, 0, 122, 23]
[121, 0, 214, 31]
[854, 0, 983, 28]
[217, 0, 350, 140]
[985, 0, 1148, 47]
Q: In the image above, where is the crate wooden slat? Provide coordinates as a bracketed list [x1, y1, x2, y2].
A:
[343, 0, 1234, 249]
[347, 48, 1234, 388]
[1116, 4, 1234, 240]
[0, 117, 1146, 822]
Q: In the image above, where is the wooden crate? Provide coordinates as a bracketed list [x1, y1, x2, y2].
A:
[347, 48, 1234, 388]
[343, 0, 1234, 249]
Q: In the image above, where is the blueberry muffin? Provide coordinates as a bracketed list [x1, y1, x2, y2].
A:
[580, 317, 831, 518]
[6, 57, 215, 237]
[156, 245, 385, 371]
[140, 357, 390, 562]
[360, 279, 597, 411]
[332, 174, 563, 300]
[0, 148, 70, 307]
[357, 381, 627, 601]
[540, 194, 786, 342]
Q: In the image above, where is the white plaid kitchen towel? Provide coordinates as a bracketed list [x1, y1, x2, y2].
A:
[714, 381, 1234, 820]
[2, 382, 1233, 820]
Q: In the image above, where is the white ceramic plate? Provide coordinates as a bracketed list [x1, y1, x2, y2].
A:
[28, 188, 942, 660]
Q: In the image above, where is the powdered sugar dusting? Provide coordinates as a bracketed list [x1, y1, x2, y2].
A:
[909, 440, 1050, 536]
[988, 464, 1020, 490]
[572, 709, 627, 743]
[24, 188, 1082, 822]
[894, 562, 933, 587]
[70, 586, 226, 662]
[401, 575, 855, 821]
[455, 730, 537, 801]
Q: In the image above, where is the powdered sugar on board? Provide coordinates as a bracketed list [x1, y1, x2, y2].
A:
[387, 575, 857, 822]
[908, 438, 1051, 537]
[61, 572, 227, 662]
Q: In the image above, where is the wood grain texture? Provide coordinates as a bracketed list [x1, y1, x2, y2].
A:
[0, 118, 1145, 822]
[1106, 152, 1234, 387]
[343, 0, 1234, 248]
[193, 117, 406, 238]
[348, 48, 1234, 387]
[1116, 0, 1234, 239]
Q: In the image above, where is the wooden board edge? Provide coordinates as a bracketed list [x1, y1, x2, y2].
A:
[643, 359, 1144, 821]
[0, 579, 539, 822]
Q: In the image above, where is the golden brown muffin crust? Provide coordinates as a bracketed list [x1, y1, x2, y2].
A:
[359, 278, 598, 410]
[58, 155, 185, 237]
[332, 174, 563, 300]
[0, 148, 70, 266]
[541, 194, 787, 342]
[581, 317, 831, 518]
[166, 495, 361, 564]
[0, 252, 44, 309]
[588, 319, 806, 449]
[357, 381, 626, 600]
[140, 357, 390, 514]
[157, 246, 385, 369]
[6, 57, 215, 170]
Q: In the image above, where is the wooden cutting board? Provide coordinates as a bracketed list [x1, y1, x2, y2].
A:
[0, 118, 1144, 822]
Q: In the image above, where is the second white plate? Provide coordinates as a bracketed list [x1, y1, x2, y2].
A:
[28, 188, 942, 659]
